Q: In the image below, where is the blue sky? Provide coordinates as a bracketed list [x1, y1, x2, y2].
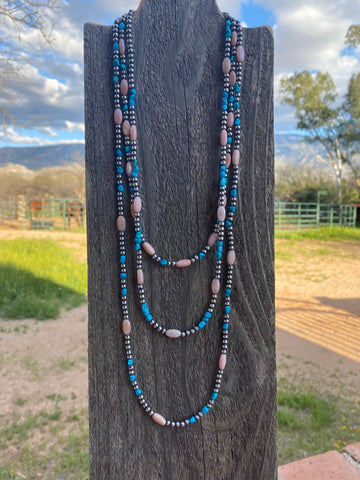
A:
[0, 0, 359, 148]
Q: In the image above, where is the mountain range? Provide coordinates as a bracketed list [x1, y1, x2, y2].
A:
[0, 134, 329, 171]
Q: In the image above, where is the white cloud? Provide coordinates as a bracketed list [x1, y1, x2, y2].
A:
[39, 127, 58, 137]
[65, 121, 85, 132]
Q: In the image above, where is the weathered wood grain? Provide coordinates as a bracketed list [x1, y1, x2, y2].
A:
[84, 1, 275, 478]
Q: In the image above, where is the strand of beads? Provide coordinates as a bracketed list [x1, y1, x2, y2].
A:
[113, 10, 244, 426]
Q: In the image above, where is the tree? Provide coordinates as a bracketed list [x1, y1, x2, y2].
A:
[0, 0, 61, 124]
[279, 26, 360, 202]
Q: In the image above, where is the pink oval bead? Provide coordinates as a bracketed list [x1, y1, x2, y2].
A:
[236, 45, 245, 62]
[143, 242, 155, 256]
[225, 153, 231, 168]
[229, 70, 236, 87]
[222, 57, 231, 73]
[120, 79, 128, 95]
[166, 329, 182, 338]
[211, 278, 220, 294]
[130, 125, 137, 141]
[217, 206, 226, 222]
[119, 38, 125, 55]
[176, 259, 191, 268]
[122, 120, 130, 136]
[126, 161, 132, 176]
[227, 250, 236, 265]
[114, 108, 122, 125]
[219, 354, 227, 370]
[231, 30, 237, 46]
[232, 149, 240, 165]
[137, 269, 144, 284]
[117, 215, 126, 231]
[133, 196, 142, 213]
[207, 232, 218, 247]
[122, 320, 131, 335]
[220, 129, 227, 146]
[152, 413, 166, 426]
[227, 112, 234, 128]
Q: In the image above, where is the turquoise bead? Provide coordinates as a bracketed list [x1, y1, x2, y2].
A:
[199, 252, 205, 259]
[117, 184, 124, 192]
[113, 59, 120, 67]
[127, 359, 133, 366]
[135, 389, 142, 396]
[160, 259, 167, 266]
[201, 406, 210, 414]
[113, 75, 119, 84]
[231, 189, 237, 197]
[211, 392, 218, 400]
[227, 136, 232, 144]
[129, 99, 135, 107]
[113, 42, 119, 50]
[189, 416, 196, 424]
[130, 374, 136, 382]
[120, 63, 126, 70]
[135, 243, 140, 251]
[123, 104, 128, 111]
[146, 314, 153, 322]
[116, 149, 122, 157]
[225, 220, 232, 228]
[125, 146, 131, 153]
[120, 255, 126, 264]
[225, 288, 231, 297]
[235, 84, 240, 93]
[198, 321, 206, 330]
[130, 186, 135, 194]
[235, 118, 241, 125]
[225, 305, 231, 313]
[116, 166, 123, 174]
[234, 101, 239, 110]
[223, 323, 229, 330]
[226, 19, 231, 25]
[120, 273, 127, 279]
[119, 22, 125, 30]
[121, 288, 127, 296]
[229, 206, 236, 213]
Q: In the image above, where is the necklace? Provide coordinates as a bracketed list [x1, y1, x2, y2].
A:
[112, 9, 244, 427]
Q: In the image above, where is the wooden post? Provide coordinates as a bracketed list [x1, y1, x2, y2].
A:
[84, 1, 275, 478]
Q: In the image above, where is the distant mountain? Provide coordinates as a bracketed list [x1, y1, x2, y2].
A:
[0, 135, 329, 171]
[0, 143, 85, 170]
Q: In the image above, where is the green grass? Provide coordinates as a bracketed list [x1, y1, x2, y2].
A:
[275, 225, 360, 241]
[0, 238, 87, 320]
[277, 387, 360, 464]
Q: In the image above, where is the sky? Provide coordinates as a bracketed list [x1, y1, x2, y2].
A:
[0, 0, 359, 148]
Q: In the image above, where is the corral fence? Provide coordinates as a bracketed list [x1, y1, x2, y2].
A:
[0, 197, 86, 230]
[0, 198, 357, 231]
[275, 201, 357, 231]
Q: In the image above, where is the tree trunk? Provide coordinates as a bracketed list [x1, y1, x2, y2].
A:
[84, 1, 276, 478]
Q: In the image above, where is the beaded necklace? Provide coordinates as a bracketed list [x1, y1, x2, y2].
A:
[112, 9, 244, 427]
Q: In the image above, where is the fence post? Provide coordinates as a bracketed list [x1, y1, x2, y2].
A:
[84, 5, 276, 479]
[18, 195, 26, 230]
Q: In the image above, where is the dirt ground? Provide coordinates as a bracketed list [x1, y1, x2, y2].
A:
[0, 230, 359, 425]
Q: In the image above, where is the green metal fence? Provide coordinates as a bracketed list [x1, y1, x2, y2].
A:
[0, 198, 357, 231]
[275, 202, 357, 231]
[0, 197, 86, 230]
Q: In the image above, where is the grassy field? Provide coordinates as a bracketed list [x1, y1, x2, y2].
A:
[0, 227, 359, 477]
[0, 237, 87, 320]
